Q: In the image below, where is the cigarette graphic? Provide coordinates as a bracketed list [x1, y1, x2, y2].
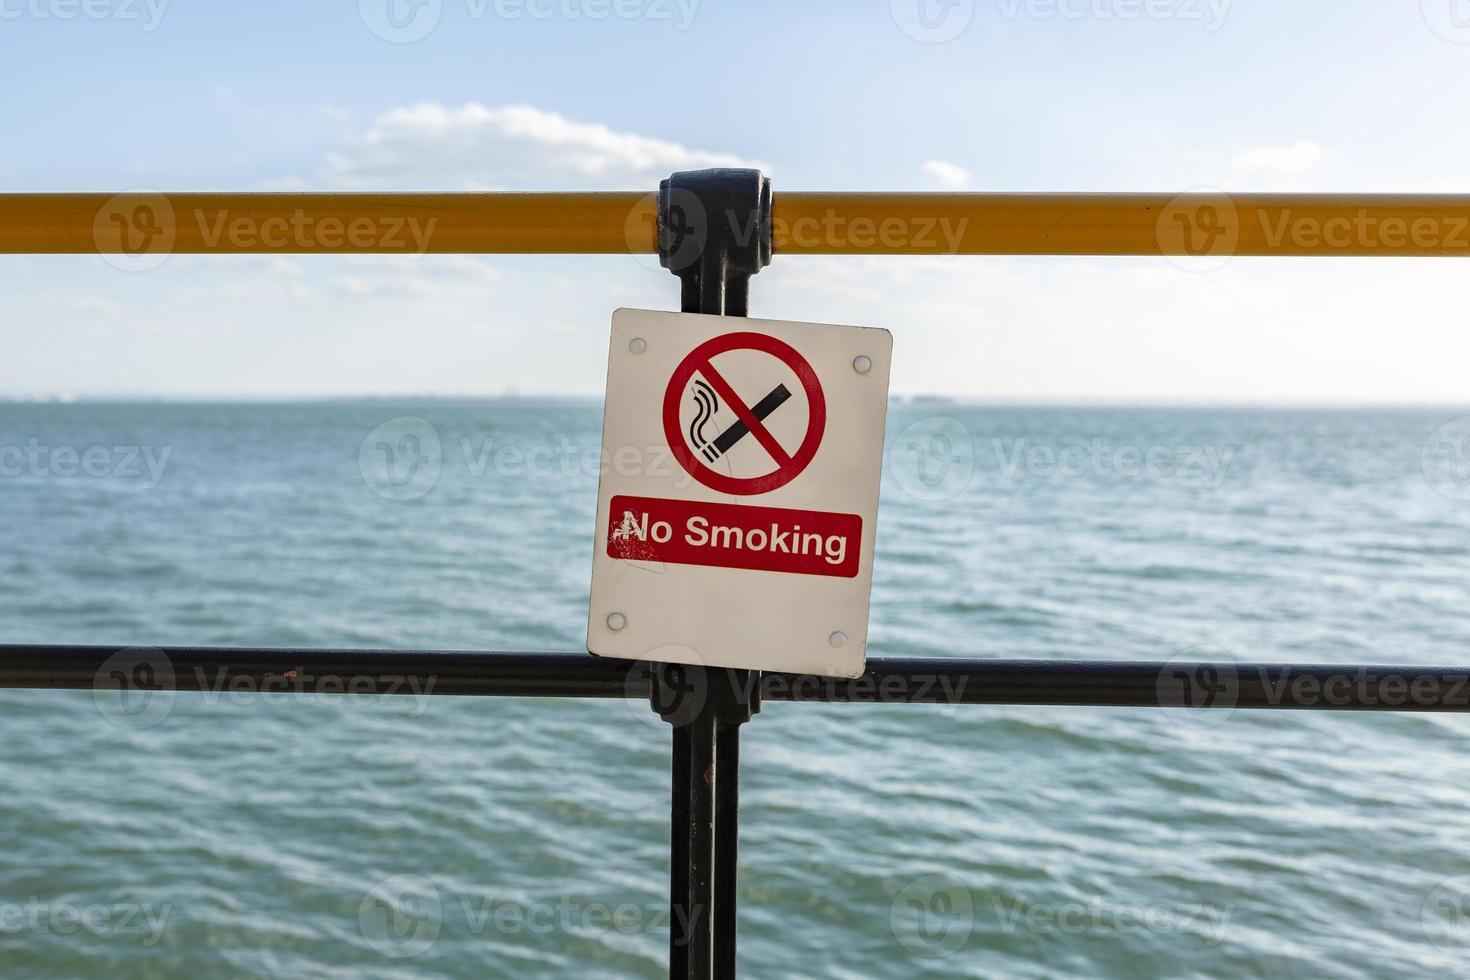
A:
[690, 383, 792, 461]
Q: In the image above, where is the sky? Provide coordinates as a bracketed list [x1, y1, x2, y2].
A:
[2, 0, 1469, 403]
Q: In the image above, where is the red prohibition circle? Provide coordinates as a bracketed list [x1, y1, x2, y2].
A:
[662, 332, 827, 495]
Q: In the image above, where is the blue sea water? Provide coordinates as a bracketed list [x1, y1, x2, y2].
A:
[2, 401, 1470, 978]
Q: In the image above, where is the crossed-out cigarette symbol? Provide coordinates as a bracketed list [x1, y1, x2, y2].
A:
[688, 379, 793, 463]
[663, 331, 827, 496]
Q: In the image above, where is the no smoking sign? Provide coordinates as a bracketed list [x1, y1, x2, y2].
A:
[588, 309, 892, 678]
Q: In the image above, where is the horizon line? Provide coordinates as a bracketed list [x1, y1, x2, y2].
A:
[4, 393, 1470, 412]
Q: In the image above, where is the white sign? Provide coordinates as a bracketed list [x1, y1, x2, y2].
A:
[587, 308, 892, 678]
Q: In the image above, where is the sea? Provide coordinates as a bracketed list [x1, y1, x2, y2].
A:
[2, 400, 1469, 978]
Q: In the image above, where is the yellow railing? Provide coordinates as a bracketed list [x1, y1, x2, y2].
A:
[4, 191, 1470, 256]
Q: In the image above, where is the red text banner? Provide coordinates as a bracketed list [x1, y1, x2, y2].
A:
[606, 494, 862, 578]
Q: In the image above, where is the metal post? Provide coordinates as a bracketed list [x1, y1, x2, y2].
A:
[654, 664, 761, 980]
[654, 169, 772, 979]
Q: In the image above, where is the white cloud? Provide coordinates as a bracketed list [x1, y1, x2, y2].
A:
[326, 103, 762, 189]
[919, 159, 971, 189]
[1231, 141, 1325, 177]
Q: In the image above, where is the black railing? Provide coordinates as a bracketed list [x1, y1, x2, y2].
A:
[8, 646, 1470, 712]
